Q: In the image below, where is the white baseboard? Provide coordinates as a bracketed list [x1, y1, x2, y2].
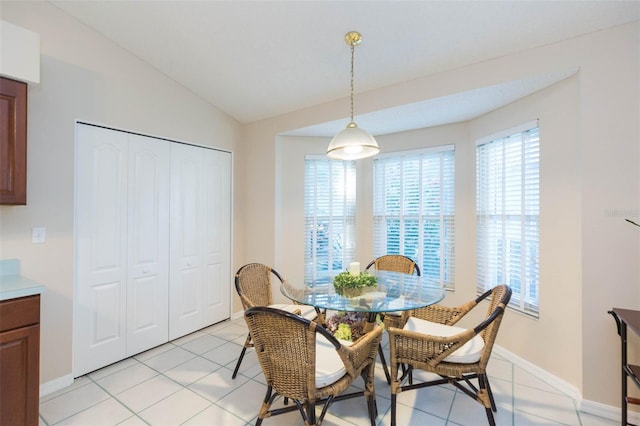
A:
[580, 399, 634, 423]
[40, 373, 74, 397]
[231, 310, 244, 320]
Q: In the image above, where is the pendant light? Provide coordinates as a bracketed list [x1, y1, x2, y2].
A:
[326, 31, 379, 160]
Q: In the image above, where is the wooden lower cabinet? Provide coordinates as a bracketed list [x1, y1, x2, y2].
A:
[0, 295, 40, 426]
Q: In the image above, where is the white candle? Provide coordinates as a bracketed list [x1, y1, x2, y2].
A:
[348, 261, 360, 276]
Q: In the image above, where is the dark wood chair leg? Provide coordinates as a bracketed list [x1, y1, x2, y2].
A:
[390, 393, 397, 426]
[479, 373, 496, 426]
[378, 344, 391, 384]
[232, 332, 251, 379]
[306, 400, 317, 425]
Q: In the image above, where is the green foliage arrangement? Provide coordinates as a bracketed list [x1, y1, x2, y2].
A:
[332, 271, 377, 295]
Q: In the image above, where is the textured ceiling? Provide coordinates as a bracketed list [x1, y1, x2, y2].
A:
[50, 1, 638, 135]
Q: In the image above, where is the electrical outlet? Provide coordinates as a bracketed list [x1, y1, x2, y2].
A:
[32, 227, 46, 243]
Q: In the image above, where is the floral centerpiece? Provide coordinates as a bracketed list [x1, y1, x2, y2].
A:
[332, 271, 377, 297]
[326, 311, 366, 342]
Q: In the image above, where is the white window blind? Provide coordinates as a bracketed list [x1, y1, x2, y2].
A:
[304, 157, 356, 285]
[476, 123, 539, 316]
[373, 146, 455, 289]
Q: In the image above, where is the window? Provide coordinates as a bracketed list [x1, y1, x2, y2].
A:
[373, 146, 455, 289]
[304, 157, 356, 284]
[476, 122, 539, 316]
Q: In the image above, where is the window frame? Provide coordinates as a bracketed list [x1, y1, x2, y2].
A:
[372, 145, 456, 289]
[303, 155, 357, 285]
[476, 120, 540, 317]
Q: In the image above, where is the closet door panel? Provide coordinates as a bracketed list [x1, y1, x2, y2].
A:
[74, 124, 128, 376]
[126, 134, 170, 355]
[202, 150, 231, 324]
[203, 263, 224, 323]
[75, 124, 231, 374]
[92, 283, 122, 343]
[169, 143, 204, 339]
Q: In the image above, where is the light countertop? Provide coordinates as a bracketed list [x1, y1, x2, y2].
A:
[0, 259, 45, 301]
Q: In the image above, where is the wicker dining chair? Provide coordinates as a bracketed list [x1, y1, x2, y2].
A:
[232, 263, 319, 379]
[244, 306, 383, 426]
[365, 254, 421, 330]
[388, 284, 512, 426]
[365, 254, 420, 383]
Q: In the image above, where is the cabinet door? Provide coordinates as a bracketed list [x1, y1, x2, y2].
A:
[0, 324, 40, 426]
[75, 124, 128, 376]
[202, 150, 231, 325]
[169, 143, 204, 339]
[126, 134, 170, 355]
[0, 77, 27, 205]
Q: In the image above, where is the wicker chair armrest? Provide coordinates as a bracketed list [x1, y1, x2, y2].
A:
[473, 302, 507, 334]
[388, 326, 477, 368]
[336, 325, 384, 377]
[383, 311, 409, 329]
[411, 299, 478, 326]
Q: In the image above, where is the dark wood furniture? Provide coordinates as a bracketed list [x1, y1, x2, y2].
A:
[0, 76, 28, 205]
[609, 308, 640, 426]
[0, 294, 40, 426]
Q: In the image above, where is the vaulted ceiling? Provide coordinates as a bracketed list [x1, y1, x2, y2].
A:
[50, 1, 639, 135]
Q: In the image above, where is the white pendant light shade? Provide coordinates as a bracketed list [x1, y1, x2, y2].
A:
[327, 122, 379, 160]
[327, 31, 380, 161]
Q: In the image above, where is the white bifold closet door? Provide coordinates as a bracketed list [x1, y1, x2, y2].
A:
[74, 124, 170, 376]
[74, 124, 231, 377]
[169, 143, 231, 339]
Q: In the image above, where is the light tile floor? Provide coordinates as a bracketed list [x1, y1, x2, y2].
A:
[39, 317, 616, 425]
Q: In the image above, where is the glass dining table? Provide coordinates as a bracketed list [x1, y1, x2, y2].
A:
[281, 270, 446, 383]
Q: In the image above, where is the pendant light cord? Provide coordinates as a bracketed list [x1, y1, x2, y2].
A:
[349, 41, 355, 124]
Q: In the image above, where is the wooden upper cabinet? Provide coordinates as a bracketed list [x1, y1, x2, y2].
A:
[0, 77, 27, 205]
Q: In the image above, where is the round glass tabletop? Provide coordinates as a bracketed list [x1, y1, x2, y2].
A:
[281, 270, 446, 314]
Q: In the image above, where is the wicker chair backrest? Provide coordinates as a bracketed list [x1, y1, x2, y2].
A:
[365, 255, 421, 276]
[477, 285, 511, 367]
[244, 306, 324, 400]
[235, 263, 283, 309]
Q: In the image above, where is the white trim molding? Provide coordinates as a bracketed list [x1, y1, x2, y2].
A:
[581, 398, 640, 424]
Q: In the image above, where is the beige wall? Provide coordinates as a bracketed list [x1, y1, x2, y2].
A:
[247, 22, 639, 410]
[1, 0, 638, 412]
[0, 1, 242, 385]
[471, 77, 583, 389]
[276, 77, 582, 385]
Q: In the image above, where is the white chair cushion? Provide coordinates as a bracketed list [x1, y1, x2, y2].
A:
[404, 317, 484, 364]
[269, 304, 350, 388]
[315, 334, 353, 388]
[269, 304, 317, 321]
